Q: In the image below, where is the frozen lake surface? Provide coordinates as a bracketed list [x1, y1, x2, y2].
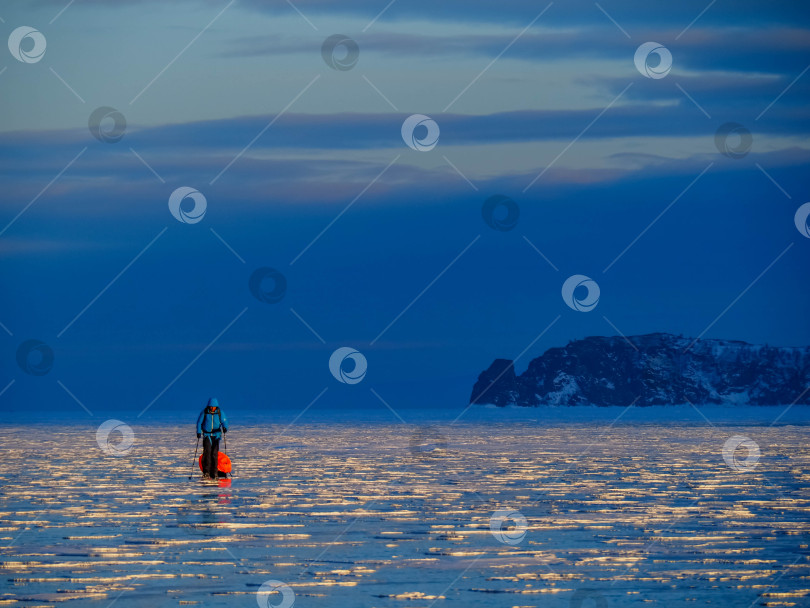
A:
[1, 407, 808, 607]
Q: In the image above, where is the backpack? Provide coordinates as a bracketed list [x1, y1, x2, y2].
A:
[204, 406, 222, 433]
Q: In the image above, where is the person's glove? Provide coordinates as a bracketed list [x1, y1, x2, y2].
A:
[197, 433, 201, 438]
[223, 428, 227, 434]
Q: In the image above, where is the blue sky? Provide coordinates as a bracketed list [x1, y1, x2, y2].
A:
[1, 0, 808, 419]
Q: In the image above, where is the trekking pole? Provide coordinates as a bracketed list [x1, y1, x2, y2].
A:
[224, 433, 232, 478]
[188, 436, 200, 480]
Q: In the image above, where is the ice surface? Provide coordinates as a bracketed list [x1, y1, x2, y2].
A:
[1, 408, 808, 607]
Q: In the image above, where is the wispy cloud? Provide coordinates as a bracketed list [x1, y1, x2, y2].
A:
[221, 26, 810, 77]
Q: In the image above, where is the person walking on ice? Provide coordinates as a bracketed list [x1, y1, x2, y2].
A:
[196, 398, 228, 479]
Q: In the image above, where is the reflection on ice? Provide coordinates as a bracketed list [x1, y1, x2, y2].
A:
[1, 418, 808, 606]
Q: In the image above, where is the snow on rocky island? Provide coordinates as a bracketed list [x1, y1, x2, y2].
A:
[470, 332, 810, 406]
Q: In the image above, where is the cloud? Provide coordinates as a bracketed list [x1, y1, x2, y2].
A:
[23, 0, 810, 29]
[1, 97, 806, 172]
[1, 136, 807, 222]
[222, 26, 810, 78]
[600, 76, 810, 123]
[236, 0, 810, 29]
[0, 102, 808, 217]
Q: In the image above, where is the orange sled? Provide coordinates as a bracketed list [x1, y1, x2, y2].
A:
[198, 451, 232, 476]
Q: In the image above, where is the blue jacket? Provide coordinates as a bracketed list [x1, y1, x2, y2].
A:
[196, 398, 229, 438]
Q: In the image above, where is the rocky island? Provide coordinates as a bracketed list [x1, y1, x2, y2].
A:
[470, 333, 810, 406]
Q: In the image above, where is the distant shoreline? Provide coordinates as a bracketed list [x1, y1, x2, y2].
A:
[4, 403, 808, 427]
